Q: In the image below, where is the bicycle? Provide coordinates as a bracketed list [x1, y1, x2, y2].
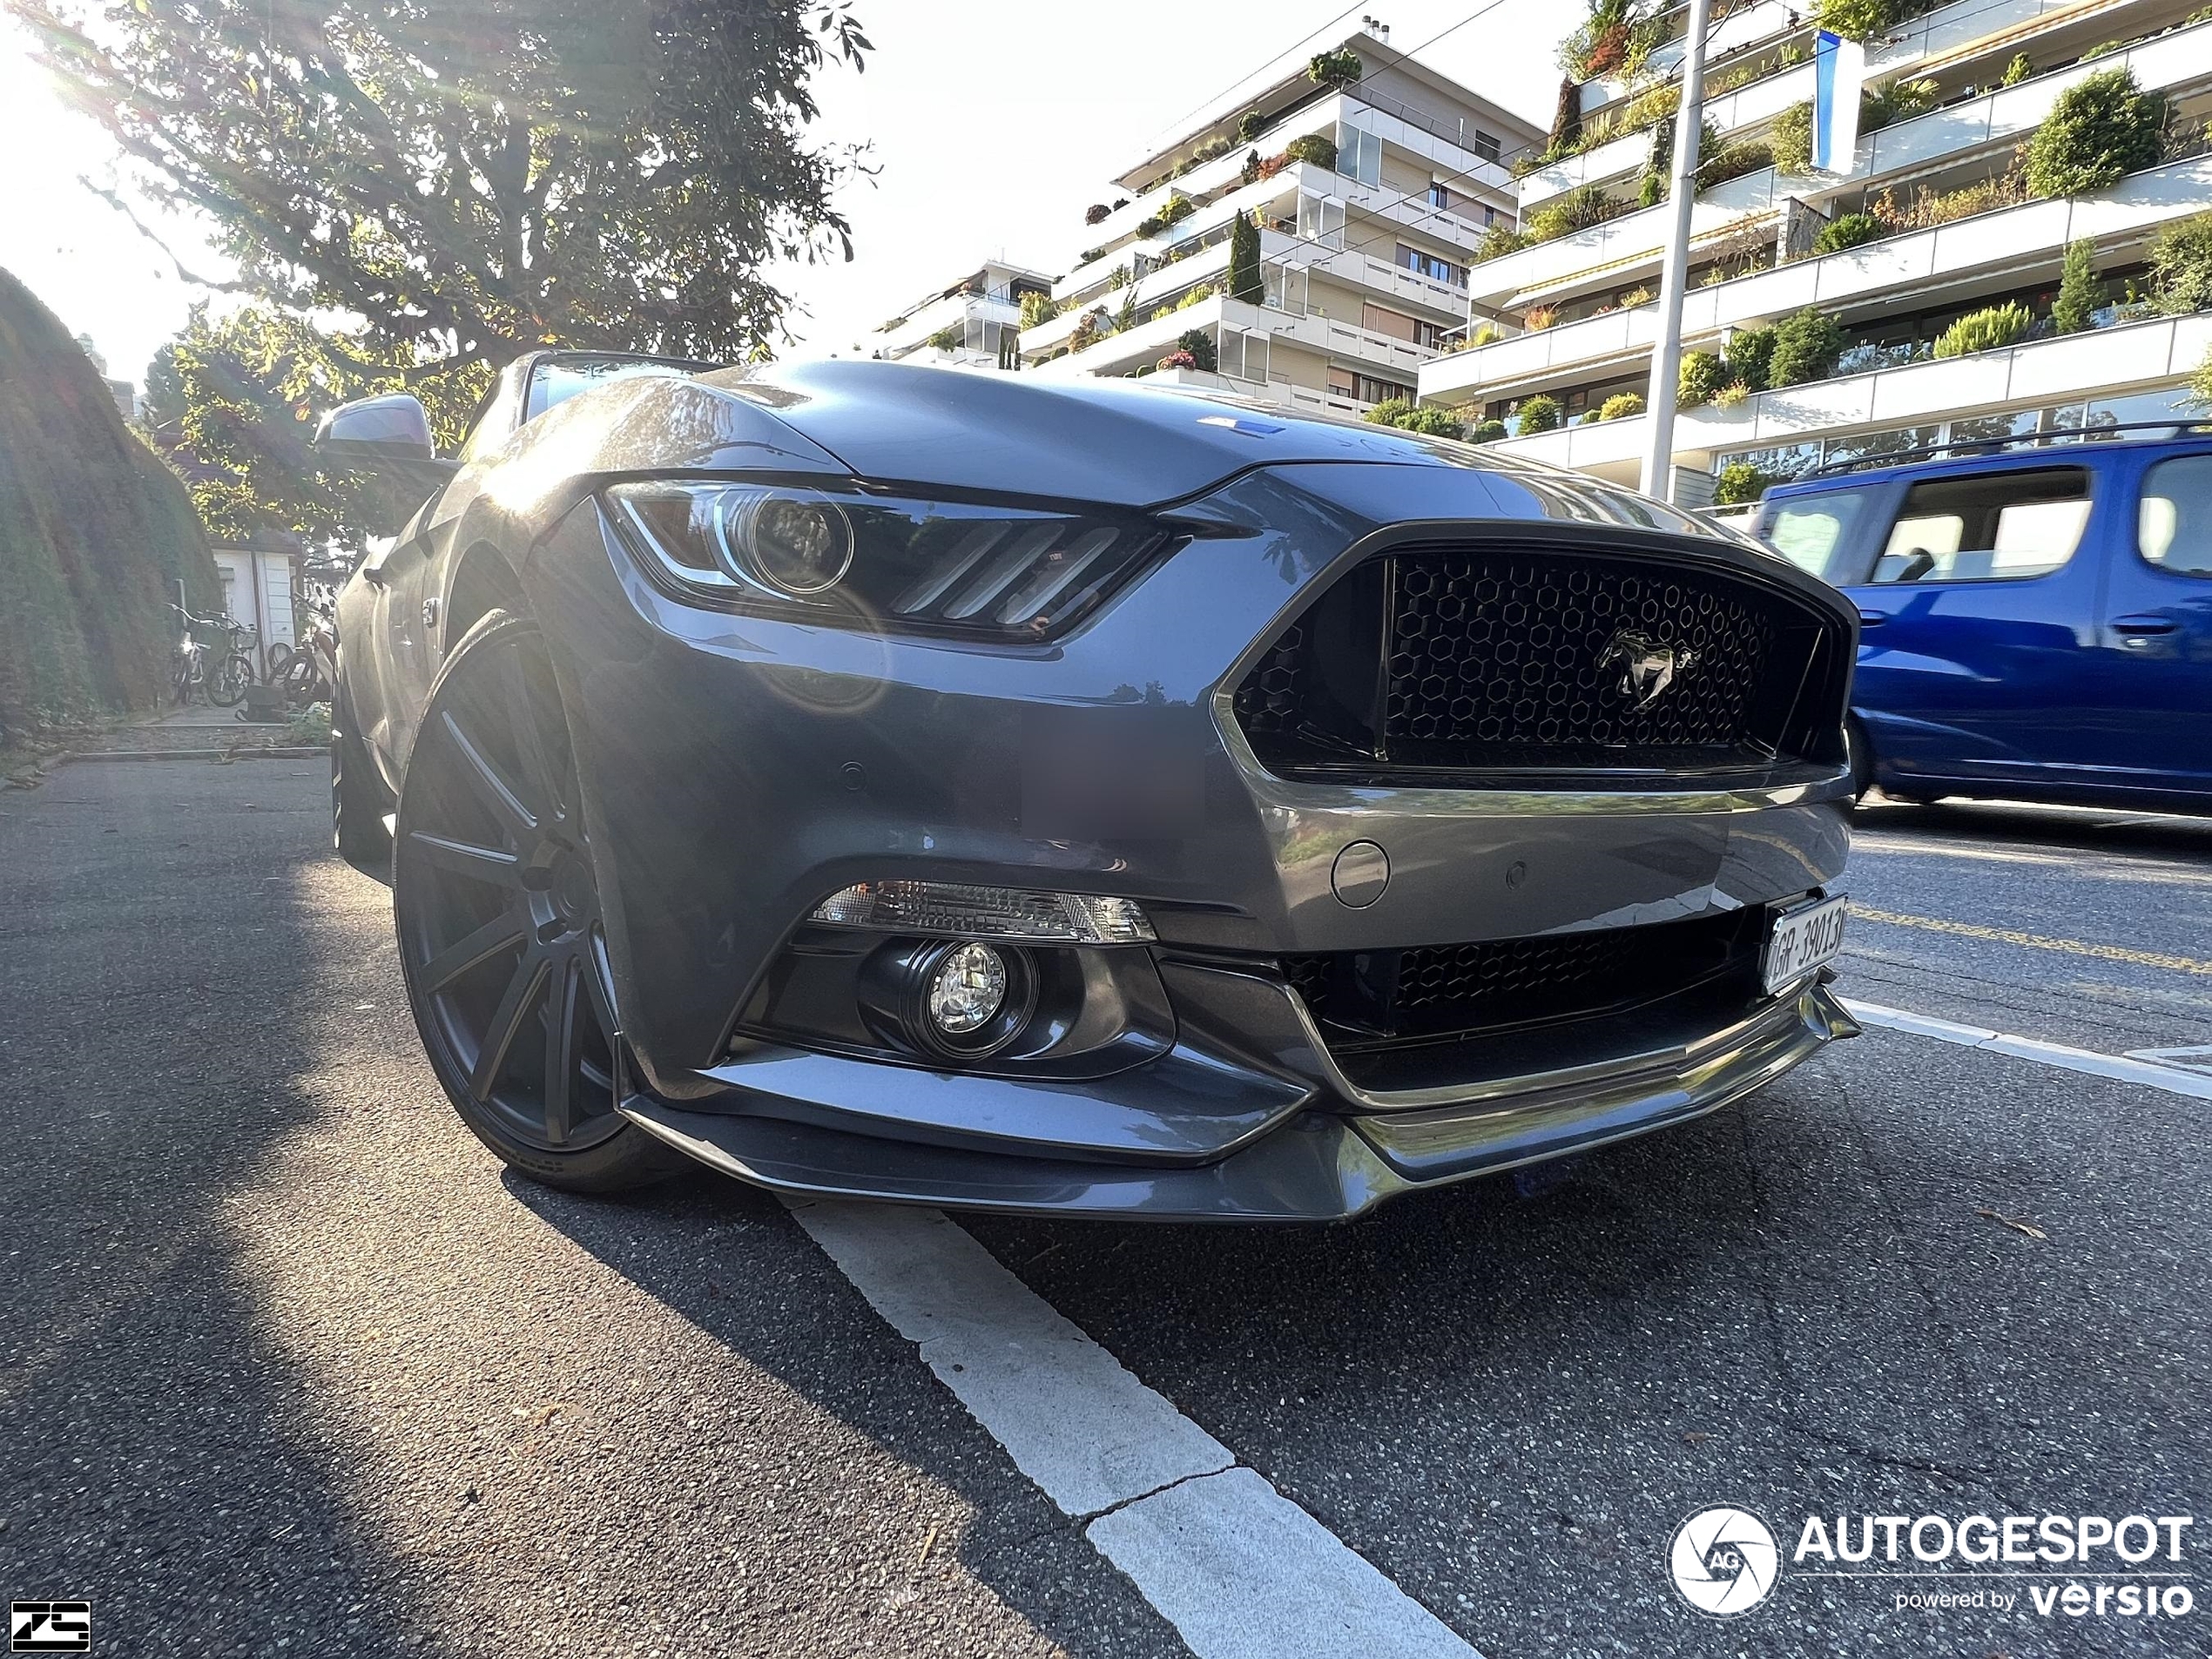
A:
[278, 602, 338, 707]
[170, 606, 258, 707]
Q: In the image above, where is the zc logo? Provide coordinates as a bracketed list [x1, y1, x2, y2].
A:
[10, 1602, 91, 1653]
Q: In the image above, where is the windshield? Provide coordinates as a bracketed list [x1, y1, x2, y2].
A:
[525, 354, 703, 421]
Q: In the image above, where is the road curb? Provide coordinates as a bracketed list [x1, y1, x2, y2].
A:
[39, 746, 325, 765]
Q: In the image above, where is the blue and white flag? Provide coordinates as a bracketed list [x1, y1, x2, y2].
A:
[1811, 29, 1865, 174]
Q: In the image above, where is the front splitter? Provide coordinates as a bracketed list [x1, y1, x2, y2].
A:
[617, 984, 1857, 1223]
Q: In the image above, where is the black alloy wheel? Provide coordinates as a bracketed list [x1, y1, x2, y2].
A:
[392, 609, 679, 1191]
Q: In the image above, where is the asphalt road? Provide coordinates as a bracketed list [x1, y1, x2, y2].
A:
[3, 761, 2206, 1657]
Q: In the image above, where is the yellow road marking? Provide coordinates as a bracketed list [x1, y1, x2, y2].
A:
[1848, 905, 2212, 976]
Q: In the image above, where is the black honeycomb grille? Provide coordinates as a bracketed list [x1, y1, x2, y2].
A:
[1235, 624, 1305, 738]
[1285, 909, 1759, 1049]
[1385, 551, 1777, 753]
[1231, 543, 1834, 777]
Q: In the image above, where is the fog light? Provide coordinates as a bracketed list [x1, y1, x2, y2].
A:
[927, 942, 1008, 1036]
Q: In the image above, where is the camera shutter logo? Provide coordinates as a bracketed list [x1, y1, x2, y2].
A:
[10, 1602, 91, 1653]
[1669, 1507, 1780, 1618]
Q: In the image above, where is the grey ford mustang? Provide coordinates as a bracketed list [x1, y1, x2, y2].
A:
[320, 351, 1859, 1222]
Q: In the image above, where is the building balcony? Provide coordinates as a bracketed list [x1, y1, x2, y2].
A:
[1466, 165, 1788, 309]
[1022, 293, 1441, 388]
[1024, 295, 1232, 381]
[1054, 166, 1322, 315]
[1021, 241, 1238, 361]
[1468, 15, 2212, 316]
[1070, 91, 1517, 296]
[872, 289, 1019, 357]
[1298, 242, 1470, 320]
[1851, 13, 2212, 184]
[1534, 0, 2158, 209]
[1483, 307, 2212, 480]
[1422, 154, 2212, 407]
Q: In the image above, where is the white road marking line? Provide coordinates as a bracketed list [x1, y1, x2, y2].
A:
[787, 1198, 1232, 1515]
[1089, 1466, 1479, 1659]
[787, 1197, 1481, 1659]
[1842, 1000, 2212, 1100]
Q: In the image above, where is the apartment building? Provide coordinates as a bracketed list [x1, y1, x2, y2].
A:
[1418, 0, 2212, 504]
[858, 259, 1056, 369]
[1015, 25, 1545, 419]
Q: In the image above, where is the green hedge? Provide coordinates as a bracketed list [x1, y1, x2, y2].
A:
[0, 266, 220, 732]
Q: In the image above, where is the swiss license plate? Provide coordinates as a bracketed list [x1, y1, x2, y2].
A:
[1763, 894, 1847, 995]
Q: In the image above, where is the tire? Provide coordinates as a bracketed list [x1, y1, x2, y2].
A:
[284, 656, 329, 705]
[390, 608, 683, 1193]
[1845, 718, 1873, 804]
[206, 651, 254, 707]
[332, 664, 394, 879]
[266, 642, 296, 681]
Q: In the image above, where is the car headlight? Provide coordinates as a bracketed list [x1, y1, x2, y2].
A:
[604, 481, 1178, 639]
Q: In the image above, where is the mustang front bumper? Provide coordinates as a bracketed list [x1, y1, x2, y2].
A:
[525, 459, 1859, 1222]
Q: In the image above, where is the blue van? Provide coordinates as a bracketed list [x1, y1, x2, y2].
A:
[1750, 428, 2212, 811]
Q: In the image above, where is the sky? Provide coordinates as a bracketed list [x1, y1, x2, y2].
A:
[0, 2, 1573, 393]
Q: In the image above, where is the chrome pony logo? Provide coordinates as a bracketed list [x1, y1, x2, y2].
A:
[1598, 627, 1696, 708]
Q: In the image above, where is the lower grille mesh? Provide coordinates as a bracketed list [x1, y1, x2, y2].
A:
[1284, 910, 1760, 1049]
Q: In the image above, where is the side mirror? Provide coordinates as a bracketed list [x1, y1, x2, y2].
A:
[313, 394, 456, 536]
[314, 393, 435, 461]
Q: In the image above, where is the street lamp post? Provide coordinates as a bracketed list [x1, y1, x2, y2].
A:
[1639, 0, 1714, 503]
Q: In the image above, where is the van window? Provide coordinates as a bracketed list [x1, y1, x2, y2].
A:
[1764, 488, 1874, 581]
[1868, 467, 2090, 584]
[2137, 455, 2212, 578]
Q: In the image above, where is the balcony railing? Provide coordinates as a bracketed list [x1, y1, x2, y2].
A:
[1423, 153, 2212, 406]
[1072, 91, 1517, 296]
[1541, 0, 2132, 206]
[1467, 165, 1786, 307]
[1485, 308, 2212, 471]
[1022, 292, 1443, 386]
[870, 289, 1022, 354]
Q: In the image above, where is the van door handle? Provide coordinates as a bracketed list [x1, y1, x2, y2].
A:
[2112, 614, 2177, 646]
[1856, 609, 1888, 627]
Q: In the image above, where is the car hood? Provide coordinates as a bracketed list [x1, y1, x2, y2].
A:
[698, 360, 1723, 537]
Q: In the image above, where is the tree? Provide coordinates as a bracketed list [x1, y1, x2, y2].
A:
[1228, 212, 1264, 305]
[1678, 350, 1726, 408]
[1723, 325, 1777, 392]
[1813, 0, 1899, 42]
[143, 305, 490, 550]
[9, 0, 872, 377]
[2050, 239, 2103, 334]
[1767, 308, 1844, 388]
[1714, 462, 1777, 506]
[1514, 394, 1562, 435]
[2148, 212, 2212, 314]
[2024, 68, 2168, 199]
[1307, 47, 1361, 88]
